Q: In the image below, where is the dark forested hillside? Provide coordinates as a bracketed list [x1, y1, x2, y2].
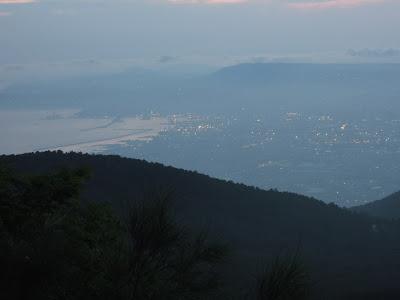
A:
[352, 191, 400, 219]
[2, 151, 400, 299]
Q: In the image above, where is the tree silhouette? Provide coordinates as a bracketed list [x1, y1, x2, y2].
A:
[256, 251, 310, 300]
[122, 190, 227, 299]
[0, 167, 227, 300]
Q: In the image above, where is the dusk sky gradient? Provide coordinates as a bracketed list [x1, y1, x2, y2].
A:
[0, 0, 399, 73]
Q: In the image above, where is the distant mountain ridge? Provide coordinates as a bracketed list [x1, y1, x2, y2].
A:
[2, 62, 400, 116]
[352, 191, 400, 219]
[210, 62, 400, 85]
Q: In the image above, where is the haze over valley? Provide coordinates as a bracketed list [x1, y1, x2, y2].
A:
[2, 63, 400, 206]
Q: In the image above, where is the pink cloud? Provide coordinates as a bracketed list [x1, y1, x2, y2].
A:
[205, 0, 247, 3]
[0, 0, 35, 4]
[288, 0, 385, 10]
[167, 0, 386, 6]
[169, 0, 248, 4]
[0, 11, 12, 16]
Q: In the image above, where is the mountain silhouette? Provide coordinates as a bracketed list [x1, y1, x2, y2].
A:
[2, 151, 400, 299]
[352, 191, 400, 219]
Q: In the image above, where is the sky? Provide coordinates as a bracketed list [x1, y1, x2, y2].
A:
[0, 0, 399, 76]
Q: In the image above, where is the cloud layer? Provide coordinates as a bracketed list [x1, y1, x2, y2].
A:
[287, 0, 385, 10]
[169, 0, 247, 4]
[0, 0, 388, 8]
[167, 0, 386, 8]
[0, 0, 35, 4]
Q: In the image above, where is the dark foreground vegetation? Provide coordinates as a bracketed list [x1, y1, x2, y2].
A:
[0, 166, 229, 299]
[0, 165, 310, 300]
[1, 151, 400, 299]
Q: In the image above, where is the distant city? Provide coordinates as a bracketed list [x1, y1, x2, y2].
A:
[101, 111, 400, 207]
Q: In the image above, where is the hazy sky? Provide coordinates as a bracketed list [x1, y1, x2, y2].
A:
[0, 0, 399, 67]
